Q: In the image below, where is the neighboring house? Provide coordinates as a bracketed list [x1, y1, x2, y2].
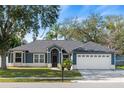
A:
[7, 40, 115, 69]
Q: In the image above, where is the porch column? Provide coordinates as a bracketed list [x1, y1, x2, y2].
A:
[47, 48, 51, 67]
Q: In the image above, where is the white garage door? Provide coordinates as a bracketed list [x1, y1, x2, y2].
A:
[77, 54, 112, 69]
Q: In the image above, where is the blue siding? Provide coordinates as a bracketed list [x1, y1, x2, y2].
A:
[8, 53, 11, 63]
[8, 53, 13, 63]
[45, 53, 47, 63]
[26, 53, 33, 63]
[60, 53, 61, 63]
[111, 54, 115, 65]
[11, 53, 13, 63]
[48, 53, 51, 63]
[73, 53, 76, 65]
[23, 53, 25, 63]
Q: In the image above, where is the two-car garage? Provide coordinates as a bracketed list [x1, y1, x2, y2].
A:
[73, 41, 115, 69]
[76, 54, 114, 69]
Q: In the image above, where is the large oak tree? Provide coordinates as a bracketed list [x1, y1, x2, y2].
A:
[0, 5, 60, 69]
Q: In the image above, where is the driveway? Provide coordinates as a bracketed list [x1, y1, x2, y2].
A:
[78, 69, 124, 80]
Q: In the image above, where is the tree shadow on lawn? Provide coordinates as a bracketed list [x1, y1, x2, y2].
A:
[0, 68, 81, 78]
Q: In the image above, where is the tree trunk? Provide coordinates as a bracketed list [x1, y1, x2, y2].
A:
[1, 52, 7, 70]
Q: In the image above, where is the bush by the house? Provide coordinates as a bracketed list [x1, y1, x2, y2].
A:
[61, 59, 72, 70]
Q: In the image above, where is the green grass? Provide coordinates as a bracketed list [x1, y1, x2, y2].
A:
[0, 78, 70, 82]
[0, 67, 81, 78]
[116, 66, 124, 69]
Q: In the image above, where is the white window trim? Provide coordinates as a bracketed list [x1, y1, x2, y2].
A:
[33, 54, 45, 63]
[14, 51, 23, 63]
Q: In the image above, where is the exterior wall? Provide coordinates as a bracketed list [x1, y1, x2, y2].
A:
[47, 45, 61, 67]
[72, 51, 115, 65]
[72, 53, 76, 65]
[7, 52, 47, 67]
[25, 53, 33, 63]
[72, 51, 115, 69]
[7, 63, 47, 67]
[7, 49, 116, 69]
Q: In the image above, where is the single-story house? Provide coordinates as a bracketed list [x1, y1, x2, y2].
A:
[7, 40, 116, 69]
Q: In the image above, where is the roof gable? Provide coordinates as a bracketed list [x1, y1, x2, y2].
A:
[73, 41, 114, 53]
[10, 40, 83, 53]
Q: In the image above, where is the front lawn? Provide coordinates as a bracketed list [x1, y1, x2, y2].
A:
[0, 67, 81, 78]
[0, 78, 70, 82]
[116, 66, 124, 69]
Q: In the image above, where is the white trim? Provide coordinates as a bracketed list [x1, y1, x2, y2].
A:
[33, 53, 45, 63]
[61, 48, 63, 63]
[7, 63, 47, 67]
[13, 51, 23, 63]
[49, 47, 60, 53]
[114, 54, 116, 65]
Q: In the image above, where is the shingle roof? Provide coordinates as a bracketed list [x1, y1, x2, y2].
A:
[10, 40, 83, 53]
[73, 41, 114, 53]
[10, 40, 114, 53]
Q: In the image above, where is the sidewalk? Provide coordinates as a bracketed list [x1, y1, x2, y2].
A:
[72, 77, 124, 83]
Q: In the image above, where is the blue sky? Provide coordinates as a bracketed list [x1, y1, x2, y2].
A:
[25, 5, 124, 42]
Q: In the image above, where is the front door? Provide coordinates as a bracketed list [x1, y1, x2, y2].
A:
[51, 49, 58, 67]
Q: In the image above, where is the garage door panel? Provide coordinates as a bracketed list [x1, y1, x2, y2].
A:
[77, 54, 112, 69]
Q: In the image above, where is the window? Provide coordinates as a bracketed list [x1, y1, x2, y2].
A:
[34, 54, 39, 63]
[86, 55, 89, 57]
[106, 55, 109, 57]
[40, 55, 45, 63]
[94, 55, 97, 57]
[33, 54, 45, 63]
[82, 55, 85, 57]
[102, 55, 105, 57]
[90, 55, 93, 57]
[15, 53, 22, 63]
[78, 55, 81, 57]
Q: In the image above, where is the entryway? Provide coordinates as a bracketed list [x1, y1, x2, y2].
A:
[51, 49, 58, 67]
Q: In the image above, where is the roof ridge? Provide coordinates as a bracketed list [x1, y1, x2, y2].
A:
[35, 40, 77, 41]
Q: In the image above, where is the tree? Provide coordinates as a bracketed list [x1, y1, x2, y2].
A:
[104, 15, 124, 54]
[10, 36, 21, 48]
[77, 14, 106, 43]
[44, 23, 60, 40]
[0, 5, 60, 69]
[21, 39, 28, 45]
[58, 14, 106, 44]
[59, 18, 80, 40]
[44, 31, 56, 40]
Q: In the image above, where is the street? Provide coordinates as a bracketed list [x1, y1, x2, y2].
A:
[0, 82, 124, 88]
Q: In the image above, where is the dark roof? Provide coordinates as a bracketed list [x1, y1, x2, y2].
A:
[73, 41, 114, 53]
[10, 40, 114, 53]
[10, 40, 83, 53]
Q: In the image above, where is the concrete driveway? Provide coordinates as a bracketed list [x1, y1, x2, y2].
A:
[79, 69, 124, 80]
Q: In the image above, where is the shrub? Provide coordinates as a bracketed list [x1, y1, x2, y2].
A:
[61, 59, 72, 70]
